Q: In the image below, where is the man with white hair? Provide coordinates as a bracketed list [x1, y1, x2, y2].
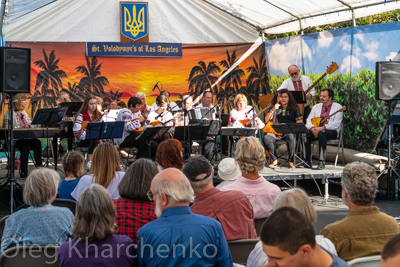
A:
[182, 155, 256, 241]
[137, 168, 232, 266]
[278, 64, 315, 121]
[320, 162, 400, 262]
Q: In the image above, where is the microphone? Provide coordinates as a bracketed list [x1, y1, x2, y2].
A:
[155, 111, 164, 119]
[152, 81, 159, 92]
[247, 105, 255, 114]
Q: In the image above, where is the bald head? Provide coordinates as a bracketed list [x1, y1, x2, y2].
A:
[151, 168, 194, 205]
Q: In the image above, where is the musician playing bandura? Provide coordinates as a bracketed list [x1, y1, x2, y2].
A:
[302, 88, 343, 170]
[116, 96, 158, 160]
[2, 93, 43, 178]
[229, 93, 265, 129]
[73, 94, 101, 168]
[278, 64, 315, 121]
[146, 95, 174, 143]
[263, 89, 302, 169]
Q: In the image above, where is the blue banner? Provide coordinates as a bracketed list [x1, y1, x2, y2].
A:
[87, 42, 182, 57]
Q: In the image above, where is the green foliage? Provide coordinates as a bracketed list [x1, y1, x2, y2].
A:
[265, 10, 400, 40]
[269, 68, 388, 152]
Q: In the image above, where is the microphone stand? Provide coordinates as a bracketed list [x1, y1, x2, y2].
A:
[247, 104, 257, 128]
[179, 91, 197, 159]
[213, 96, 234, 159]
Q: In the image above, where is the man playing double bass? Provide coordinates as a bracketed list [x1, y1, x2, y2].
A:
[302, 88, 343, 170]
[278, 64, 315, 120]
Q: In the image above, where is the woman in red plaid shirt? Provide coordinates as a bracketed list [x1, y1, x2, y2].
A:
[113, 158, 159, 243]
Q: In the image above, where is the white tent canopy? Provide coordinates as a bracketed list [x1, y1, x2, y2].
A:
[2, 0, 400, 43]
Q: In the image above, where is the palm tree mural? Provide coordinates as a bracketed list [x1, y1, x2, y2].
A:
[246, 54, 269, 101]
[63, 82, 85, 102]
[30, 49, 67, 115]
[219, 50, 246, 92]
[76, 56, 109, 96]
[103, 89, 123, 106]
[188, 61, 221, 100]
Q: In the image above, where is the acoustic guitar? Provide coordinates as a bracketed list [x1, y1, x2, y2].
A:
[311, 106, 346, 138]
[239, 103, 273, 128]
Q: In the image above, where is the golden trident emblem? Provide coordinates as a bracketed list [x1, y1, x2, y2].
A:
[124, 5, 145, 37]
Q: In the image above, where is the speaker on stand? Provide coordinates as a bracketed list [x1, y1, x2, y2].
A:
[376, 61, 400, 199]
[0, 47, 31, 213]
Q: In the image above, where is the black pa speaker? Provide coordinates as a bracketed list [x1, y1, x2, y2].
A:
[376, 61, 400, 100]
[0, 47, 31, 94]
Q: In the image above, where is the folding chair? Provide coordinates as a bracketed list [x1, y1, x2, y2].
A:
[52, 198, 77, 215]
[347, 255, 381, 266]
[254, 217, 268, 236]
[0, 245, 60, 267]
[228, 239, 259, 265]
[311, 124, 345, 168]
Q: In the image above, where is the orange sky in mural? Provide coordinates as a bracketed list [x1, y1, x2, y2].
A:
[12, 42, 264, 100]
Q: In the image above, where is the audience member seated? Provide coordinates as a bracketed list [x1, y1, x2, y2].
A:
[1, 168, 74, 254]
[220, 136, 281, 219]
[58, 151, 85, 200]
[58, 184, 137, 267]
[381, 234, 400, 267]
[71, 143, 125, 200]
[113, 158, 159, 244]
[260, 207, 349, 267]
[215, 157, 241, 189]
[182, 155, 256, 241]
[137, 168, 233, 266]
[320, 162, 400, 261]
[247, 188, 337, 267]
[155, 139, 184, 170]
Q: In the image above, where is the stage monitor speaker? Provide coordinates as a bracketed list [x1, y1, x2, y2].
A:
[376, 61, 400, 101]
[0, 47, 31, 94]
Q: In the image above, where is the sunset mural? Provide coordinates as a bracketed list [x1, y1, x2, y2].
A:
[5, 41, 266, 117]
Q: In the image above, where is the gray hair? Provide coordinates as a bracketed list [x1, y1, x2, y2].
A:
[23, 168, 60, 207]
[135, 92, 146, 98]
[341, 162, 377, 206]
[119, 158, 159, 200]
[154, 169, 194, 204]
[273, 188, 317, 223]
[189, 173, 213, 191]
[235, 136, 265, 174]
[73, 184, 116, 241]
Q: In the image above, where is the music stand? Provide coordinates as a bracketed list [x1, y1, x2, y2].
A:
[31, 107, 68, 169]
[85, 121, 125, 140]
[174, 125, 210, 141]
[220, 127, 257, 137]
[136, 126, 171, 158]
[60, 102, 83, 118]
[272, 123, 308, 167]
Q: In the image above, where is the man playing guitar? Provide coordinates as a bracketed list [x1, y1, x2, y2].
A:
[116, 96, 158, 160]
[302, 88, 344, 170]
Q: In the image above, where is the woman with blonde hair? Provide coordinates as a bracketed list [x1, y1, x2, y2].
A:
[220, 136, 281, 219]
[2, 93, 43, 178]
[59, 184, 137, 266]
[246, 188, 337, 267]
[71, 142, 125, 200]
[1, 168, 74, 253]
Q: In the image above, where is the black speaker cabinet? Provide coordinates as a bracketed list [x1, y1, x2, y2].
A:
[0, 47, 31, 94]
[376, 61, 400, 101]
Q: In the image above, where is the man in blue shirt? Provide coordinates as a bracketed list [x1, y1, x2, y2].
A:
[137, 168, 233, 267]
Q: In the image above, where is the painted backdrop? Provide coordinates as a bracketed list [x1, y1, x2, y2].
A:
[265, 21, 400, 152]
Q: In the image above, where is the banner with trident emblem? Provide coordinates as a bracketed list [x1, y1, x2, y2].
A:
[120, 2, 149, 42]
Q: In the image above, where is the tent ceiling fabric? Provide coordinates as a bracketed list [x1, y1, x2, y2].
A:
[2, 0, 400, 43]
[206, 0, 400, 34]
[2, 0, 259, 43]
